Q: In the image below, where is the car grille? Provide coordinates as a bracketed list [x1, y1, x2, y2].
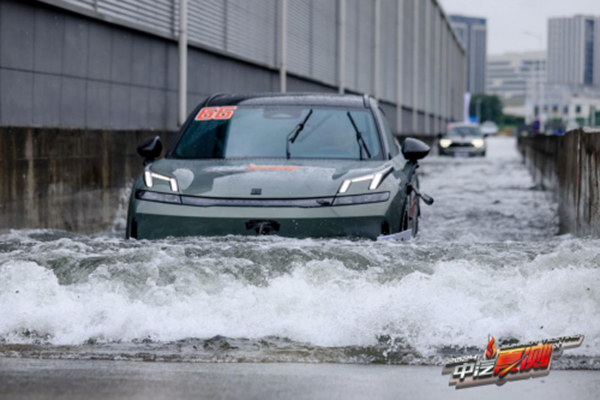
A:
[180, 196, 334, 208]
[449, 142, 474, 148]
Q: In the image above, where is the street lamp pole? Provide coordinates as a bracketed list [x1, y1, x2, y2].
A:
[178, 0, 188, 126]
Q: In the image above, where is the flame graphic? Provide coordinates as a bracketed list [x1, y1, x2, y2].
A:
[486, 335, 497, 359]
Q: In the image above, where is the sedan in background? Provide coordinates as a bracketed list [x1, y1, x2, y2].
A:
[480, 121, 499, 136]
[438, 123, 487, 157]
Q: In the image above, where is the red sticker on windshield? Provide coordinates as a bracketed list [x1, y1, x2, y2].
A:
[195, 106, 237, 121]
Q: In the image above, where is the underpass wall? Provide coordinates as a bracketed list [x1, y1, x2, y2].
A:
[0, 127, 175, 233]
[518, 128, 600, 236]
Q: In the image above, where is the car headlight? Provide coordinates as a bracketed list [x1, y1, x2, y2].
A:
[471, 139, 485, 148]
[339, 167, 393, 194]
[144, 167, 179, 192]
[332, 192, 390, 206]
[439, 139, 452, 148]
[135, 190, 182, 204]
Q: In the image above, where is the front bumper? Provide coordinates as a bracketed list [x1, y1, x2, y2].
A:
[127, 196, 396, 240]
[439, 145, 485, 156]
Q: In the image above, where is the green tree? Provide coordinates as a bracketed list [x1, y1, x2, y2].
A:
[500, 114, 525, 126]
[469, 94, 503, 124]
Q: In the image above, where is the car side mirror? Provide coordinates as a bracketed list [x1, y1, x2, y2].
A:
[137, 136, 163, 164]
[437, 133, 444, 139]
[402, 138, 430, 162]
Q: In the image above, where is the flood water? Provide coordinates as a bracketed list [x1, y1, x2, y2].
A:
[0, 137, 599, 369]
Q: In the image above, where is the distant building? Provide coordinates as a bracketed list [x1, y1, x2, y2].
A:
[525, 84, 600, 127]
[548, 15, 600, 86]
[450, 15, 487, 94]
[486, 52, 547, 117]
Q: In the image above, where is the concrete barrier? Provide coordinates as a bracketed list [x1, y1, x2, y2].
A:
[0, 127, 175, 233]
[518, 128, 600, 236]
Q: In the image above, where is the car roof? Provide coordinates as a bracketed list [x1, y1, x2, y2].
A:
[448, 123, 480, 128]
[206, 93, 370, 108]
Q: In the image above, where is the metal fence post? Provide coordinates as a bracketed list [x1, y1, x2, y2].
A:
[424, 0, 430, 134]
[374, 0, 381, 99]
[178, 0, 188, 126]
[338, 0, 346, 94]
[396, 0, 404, 134]
[412, 0, 419, 133]
[280, 0, 287, 93]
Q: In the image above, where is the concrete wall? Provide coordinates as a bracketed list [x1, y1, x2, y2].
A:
[518, 128, 600, 236]
[0, 127, 174, 233]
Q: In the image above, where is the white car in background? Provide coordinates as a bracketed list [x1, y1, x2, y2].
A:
[438, 123, 487, 157]
[480, 121, 499, 136]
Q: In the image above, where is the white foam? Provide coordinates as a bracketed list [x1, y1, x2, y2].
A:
[1, 238, 598, 358]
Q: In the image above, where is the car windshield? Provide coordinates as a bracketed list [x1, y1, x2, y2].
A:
[446, 126, 483, 137]
[171, 106, 383, 160]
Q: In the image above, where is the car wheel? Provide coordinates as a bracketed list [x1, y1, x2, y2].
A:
[401, 194, 419, 237]
[413, 198, 420, 237]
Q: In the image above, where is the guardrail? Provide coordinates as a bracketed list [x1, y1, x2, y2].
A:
[518, 128, 600, 237]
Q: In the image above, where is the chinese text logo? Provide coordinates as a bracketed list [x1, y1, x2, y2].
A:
[442, 334, 584, 389]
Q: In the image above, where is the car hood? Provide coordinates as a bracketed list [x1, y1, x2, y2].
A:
[147, 159, 391, 198]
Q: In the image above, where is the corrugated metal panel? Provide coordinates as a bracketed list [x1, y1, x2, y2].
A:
[97, 0, 175, 37]
[451, 40, 460, 120]
[428, 1, 437, 116]
[310, 0, 337, 84]
[356, 0, 375, 94]
[402, 0, 414, 108]
[380, 102, 397, 131]
[223, 0, 279, 66]
[43, 0, 465, 122]
[57, 0, 95, 9]
[434, 6, 442, 116]
[417, 112, 425, 132]
[187, 0, 227, 50]
[418, 0, 426, 110]
[380, 0, 397, 102]
[345, 0, 375, 94]
[402, 108, 413, 133]
[287, 0, 336, 84]
[287, 0, 311, 77]
[180, 0, 279, 67]
[344, 0, 358, 90]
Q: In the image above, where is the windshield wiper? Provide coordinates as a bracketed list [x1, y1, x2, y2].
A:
[347, 112, 371, 160]
[286, 109, 314, 159]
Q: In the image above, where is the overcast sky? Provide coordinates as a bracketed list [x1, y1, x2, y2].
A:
[438, 0, 600, 55]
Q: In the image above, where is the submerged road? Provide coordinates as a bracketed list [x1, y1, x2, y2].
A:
[1, 137, 599, 398]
